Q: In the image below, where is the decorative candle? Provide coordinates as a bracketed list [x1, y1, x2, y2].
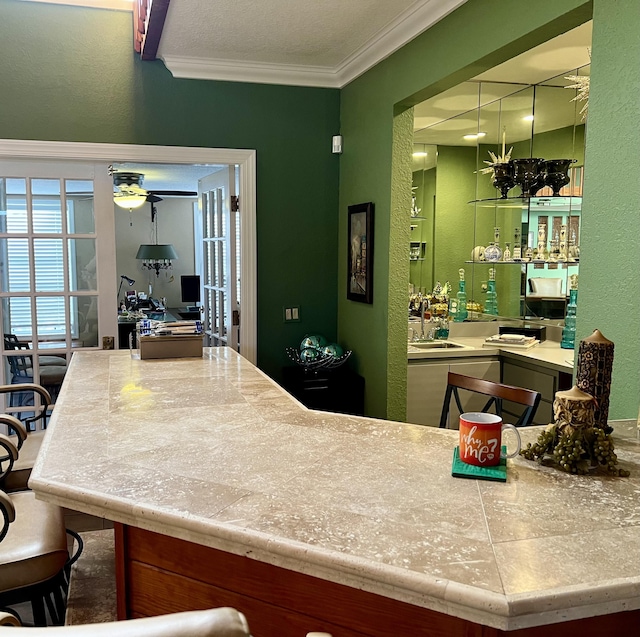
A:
[576, 329, 615, 430]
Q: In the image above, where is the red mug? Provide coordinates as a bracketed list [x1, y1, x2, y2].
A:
[459, 413, 521, 467]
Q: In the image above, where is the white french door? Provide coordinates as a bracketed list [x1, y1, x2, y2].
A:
[199, 167, 240, 350]
[0, 158, 114, 423]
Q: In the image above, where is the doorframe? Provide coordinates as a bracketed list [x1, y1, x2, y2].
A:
[0, 139, 258, 364]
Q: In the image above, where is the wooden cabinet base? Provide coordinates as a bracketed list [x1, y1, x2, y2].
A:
[114, 524, 639, 637]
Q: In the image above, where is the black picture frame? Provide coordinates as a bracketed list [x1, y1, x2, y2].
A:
[347, 202, 374, 304]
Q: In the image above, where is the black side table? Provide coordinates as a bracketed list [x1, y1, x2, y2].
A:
[281, 366, 365, 416]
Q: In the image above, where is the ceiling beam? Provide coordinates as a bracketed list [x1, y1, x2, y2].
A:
[134, 0, 171, 61]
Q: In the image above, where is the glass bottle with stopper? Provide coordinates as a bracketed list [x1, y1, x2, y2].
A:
[569, 228, 579, 261]
[484, 227, 503, 261]
[535, 222, 547, 261]
[485, 267, 498, 315]
[561, 274, 579, 349]
[558, 224, 568, 262]
[513, 227, 522, 261]
[453, 268, 468, 322]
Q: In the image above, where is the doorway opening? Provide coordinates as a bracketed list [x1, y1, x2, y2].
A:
[0, 139, 257, 364]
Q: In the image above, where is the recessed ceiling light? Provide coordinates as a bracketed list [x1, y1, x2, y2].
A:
[413, 151, 428, 157]
[523, 115, 535, 122]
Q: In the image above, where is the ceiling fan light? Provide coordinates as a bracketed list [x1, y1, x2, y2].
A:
[114, 194, 147, 209]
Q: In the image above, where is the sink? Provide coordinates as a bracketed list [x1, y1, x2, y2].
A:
[409, 341, 468, 349]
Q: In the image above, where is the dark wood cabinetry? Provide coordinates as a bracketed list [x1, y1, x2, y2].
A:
[281, 366, 364, 416]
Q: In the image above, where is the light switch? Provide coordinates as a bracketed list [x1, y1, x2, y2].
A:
[292, 307, 299, 320]
[285, 308, 292, 321]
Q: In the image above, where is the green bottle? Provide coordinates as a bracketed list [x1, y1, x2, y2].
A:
[454, 268, 468, 322]
[485, 267, 498, 315]
[561, 274, 578, 349]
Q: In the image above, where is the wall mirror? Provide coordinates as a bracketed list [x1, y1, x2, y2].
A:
[411, 36, 590, 327]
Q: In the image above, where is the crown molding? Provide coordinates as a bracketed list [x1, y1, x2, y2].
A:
[335, 0, 467, 87]
[161, 0, 467, 88]
[159, 55, 342, 88]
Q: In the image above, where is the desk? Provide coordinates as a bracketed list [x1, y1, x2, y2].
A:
[30, 350, 640, 635]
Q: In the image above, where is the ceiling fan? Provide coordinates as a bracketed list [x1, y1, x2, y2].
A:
[111, 170, 197, 208]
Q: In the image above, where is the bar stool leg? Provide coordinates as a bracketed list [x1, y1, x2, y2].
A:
[31, 595, 47, 626]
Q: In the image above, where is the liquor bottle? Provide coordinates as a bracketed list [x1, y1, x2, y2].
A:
[561, 274, 578, 349]
[485, 267, 498, 315]
[454, 268, 468, 322]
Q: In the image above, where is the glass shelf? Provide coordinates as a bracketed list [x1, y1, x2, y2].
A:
[468, 196, 582, 209]
[465, 260, 579, 265]
[410, 215, 427, 220]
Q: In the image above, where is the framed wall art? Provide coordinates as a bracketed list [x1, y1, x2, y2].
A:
[347, 202, 374, 304]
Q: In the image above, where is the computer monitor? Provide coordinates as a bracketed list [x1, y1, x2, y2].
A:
[181, 275, 201, 311]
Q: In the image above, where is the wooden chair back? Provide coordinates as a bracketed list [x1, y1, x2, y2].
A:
[439, 372, 541, 428]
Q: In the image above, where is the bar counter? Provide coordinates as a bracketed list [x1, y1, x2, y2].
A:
[30, 349, 640, 635]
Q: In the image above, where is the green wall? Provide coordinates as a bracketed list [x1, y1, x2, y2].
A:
[0, 0, 340, 383]
[432, 145, 476, 298]
[410, 167, 435, 294]
[339, 0, 593, 419]
[577, 0, 640, 418]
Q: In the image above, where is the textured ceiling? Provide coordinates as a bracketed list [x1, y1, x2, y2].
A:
[160, 0, 417, 66]
[157, 0, 468, 87]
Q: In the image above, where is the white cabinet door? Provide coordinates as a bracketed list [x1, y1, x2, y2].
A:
[502, 359, 557, 425]
[407, 358, 500, 427]
[406, 362, 449, 426]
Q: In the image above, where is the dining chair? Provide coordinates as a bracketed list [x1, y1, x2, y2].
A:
[3, 335, 67, 368]
[0, 383, 51, 492]
[2, 336, 67, 404]
[0, 382, 52, 431]
[439, 372, 541, 429]
[1, 435, 82, 627]
[0, 607, 251, 635]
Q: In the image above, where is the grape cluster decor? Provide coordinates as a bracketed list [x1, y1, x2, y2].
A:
[520, 386, 630, 477]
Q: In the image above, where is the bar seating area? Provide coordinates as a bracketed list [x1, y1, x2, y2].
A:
[0, 438, 83, 626]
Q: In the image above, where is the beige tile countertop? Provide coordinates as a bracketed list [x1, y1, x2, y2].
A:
[408, 325, 575, 372]
[30, 349, 639, 631]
